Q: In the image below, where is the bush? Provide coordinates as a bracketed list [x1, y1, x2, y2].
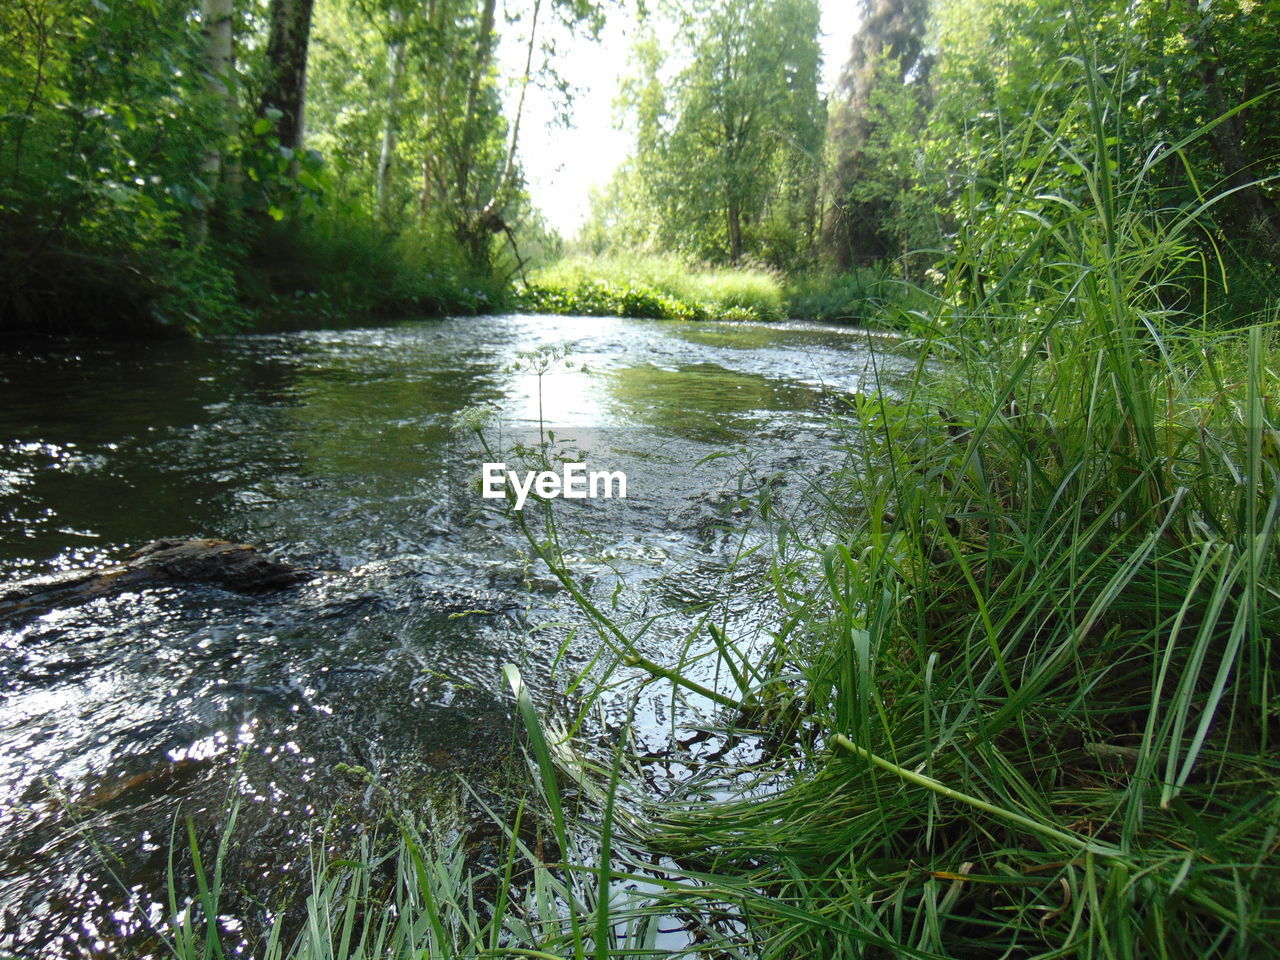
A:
[785, 266, 899, 324]
[519, 254, 787, 322]
[240, 211, 505, 323]
[0, 195, 248, 338]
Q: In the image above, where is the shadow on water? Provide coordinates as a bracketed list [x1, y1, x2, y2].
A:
[0, 314, 921, 957]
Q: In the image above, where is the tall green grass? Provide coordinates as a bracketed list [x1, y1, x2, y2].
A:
[520, 254, 787, 322]
[498, 51, 1280, 958]
[241, 211, 506, 325]
[785, 266, 901, 325]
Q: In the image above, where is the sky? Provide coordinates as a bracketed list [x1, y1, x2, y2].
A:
[499, 1, 861, 238]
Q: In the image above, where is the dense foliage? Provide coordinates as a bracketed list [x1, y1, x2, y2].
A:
[1, 0, 236, 334]
[519, 254, 788, 320]
[0, 0, 597, 336]
[580, 0, 1279, 324]
[608, 0, 824, 266]
[5, 0, 1275, 334]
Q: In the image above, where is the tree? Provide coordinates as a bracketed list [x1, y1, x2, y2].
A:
[824, 0, 932, 268]
[616, 0, 823, 265]
[921, 0, 1280, 295]
[196, 0, 237, 240]
[0, 0, 243, 332]
[1172, 0, 1280, 248]
[415, 0, 603, 268]
[259, 0, 316, 151]
[376, 4, 407, 223]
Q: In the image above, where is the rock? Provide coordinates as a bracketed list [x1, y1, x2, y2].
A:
[0, 538, 313, 623]
[52, 756, 215, 813]
[124, 538, 311, 592]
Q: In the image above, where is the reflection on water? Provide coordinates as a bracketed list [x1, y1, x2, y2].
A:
[606, 361, 832, 442]
[0, 314, 919, 957]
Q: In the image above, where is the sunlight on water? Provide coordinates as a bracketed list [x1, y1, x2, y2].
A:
[0, 314, 919, 956]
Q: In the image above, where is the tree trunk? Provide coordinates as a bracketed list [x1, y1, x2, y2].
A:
[195, 0, 236, 243]
[457, 0, 498, 204]
[259, 0, 315, 152]
[477, 0, 542, 230]
[376, 7, 407, 224]
[803, 174, 818, 253]
[1183, 0, 1280, 249]
[726, 199, 743, 263]
[1202, 66, 1280, 248]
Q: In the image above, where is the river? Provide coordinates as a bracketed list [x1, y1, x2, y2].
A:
[0, 313, 918, 957]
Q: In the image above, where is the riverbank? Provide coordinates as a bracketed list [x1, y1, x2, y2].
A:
[516, 253, 915, 327]
[0, 209, 507, 339]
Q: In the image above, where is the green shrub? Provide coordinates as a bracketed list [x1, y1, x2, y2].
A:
[520, 254, 786, 322]
[240, 211, 505, 323]
[785, 266, 899, 324]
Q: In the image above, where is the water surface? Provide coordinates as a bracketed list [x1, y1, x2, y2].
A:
[0, 314, 917, 956]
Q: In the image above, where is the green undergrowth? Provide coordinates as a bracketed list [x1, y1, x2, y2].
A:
[518, 254, 788, 322]
[785, 265, 904, 324]
[521, 255, 932, 328]
[0, 204, 503, 339]
[240, 213, 505, 327]
[0, 194, 249, 338]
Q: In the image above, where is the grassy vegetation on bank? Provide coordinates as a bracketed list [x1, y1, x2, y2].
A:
[519, 254, 934, 326]
[784, 265, 905, 324]
[0, 204, 508, 338]
[239, 213, 506, 329]
[517, 254, 788, 322]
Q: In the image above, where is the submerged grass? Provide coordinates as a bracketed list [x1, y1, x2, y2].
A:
[169, 53, 1280, 960]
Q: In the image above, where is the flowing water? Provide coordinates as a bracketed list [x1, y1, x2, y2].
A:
[0, 313, 918, 957]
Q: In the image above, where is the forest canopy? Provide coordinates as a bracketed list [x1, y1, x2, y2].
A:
[0, 0, 1277, 334]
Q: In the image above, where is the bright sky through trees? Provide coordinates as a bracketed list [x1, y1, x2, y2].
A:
[500, 0, 861, 236]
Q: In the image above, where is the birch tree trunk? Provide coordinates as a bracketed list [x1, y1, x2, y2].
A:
[195, 0, 235, 243]
[376, 6, 407, 224]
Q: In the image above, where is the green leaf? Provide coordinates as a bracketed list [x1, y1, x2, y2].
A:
[267, 205, 285, 221]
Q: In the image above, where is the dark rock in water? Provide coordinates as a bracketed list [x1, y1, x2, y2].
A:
[125, 538, 311, 592]
[0, 538, 313, 622]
